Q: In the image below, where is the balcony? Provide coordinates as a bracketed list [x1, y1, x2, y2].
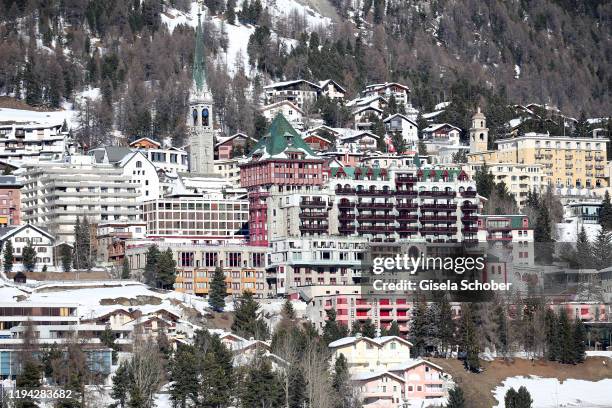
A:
[460, 190, 477, 198]
[300, 224, 328, 232]
[461, 215, 478, 222]
[335, 187, 356, 194]
[398, 225, 418, 233]
[357, 214, 395, 222]
[395, 189, 418, 197]
[421, 203, 457, 211]
[299, 212, 327, 220]
[420, 190, 456, 198]
[420, 226, 456, 234]
[595, 156, 604, 161]
[586, 155, 593, 160]
[595, 165, 605, 170]
[396, 202, 418, 210]
[339, 225, 355, 234]
[420, 215, 456, 222]
[356, 300, 371, 309]
[357, 225, 395, 234]
[396, 175, 417, 184]
[301, 200, 326, 208]
[356, 189, 392, 196]
[565, 154, 573, 160]
[488, 225, 511, 231]
[397, 213, 418, 221]
[487, 234, 512, 241]
[358, 202, 394, 210]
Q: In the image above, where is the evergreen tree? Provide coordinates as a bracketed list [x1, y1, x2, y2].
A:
[121, 257, 130, 279]
[409, 299, 427, 357]
[3, 240, 14, 273]
[474, 162, 495, 198]
[437, 294, 455, 357]
[505, 388, 518, 408]
[281, 299, 296, 320]
[323, 309, 349, 345]
[169, 345, 199, 408]
[16, 359, 42, 408]
[576, 226, 593, 269]
[572, 111, 590, 137]
[111, 361, 130, 408]
[231, 291, 269, 340]
[60, 244, 72, 272]
[557, 308, 574, 364]
[493, 302, 509, 358]
[143, 245, 160, 286]
[100, 326, 119, 364]
[22, 239, 36, 272]
[359, 318, 376, 338]
[573, 317, 586, 363]
[459, 304, 480, 371]
[418, 140, 428, 156]
[237, 355, 284, 408]
[155, 248, 176, 289]
[592, 228, 612, 270]
[331, 353, 359, 408]
[225, 0, 236, 24]
[386, 321, 401, 336]
[516, 386, 533, 408]
[544, 308, 559, 361]
[600, 190, 612, 231]
[390, 132, 406, 154]
[446, 386, 466, 408]
[209, 266, 227, 312]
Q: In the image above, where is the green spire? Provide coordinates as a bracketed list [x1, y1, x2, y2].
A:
[248, 113, 316, 157]
[192, 10, 207, 92]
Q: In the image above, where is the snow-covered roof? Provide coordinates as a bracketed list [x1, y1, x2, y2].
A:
[352, 105, 383, 115]
[421, 110, 445, 120]
[329, 335, 412, 348]
[260, 100, 305, 115]
[318, 79, 346, 93]
[383, 113, 418, 127]
[434, 101, 451, 110]
[351, 370, 405, 382]
[388, 359, 445, 372]
[423, 123, 461, 133]
[263, 79, 321, 91]
[346, 94, 387, 108]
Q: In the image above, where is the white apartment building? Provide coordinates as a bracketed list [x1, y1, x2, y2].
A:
[20, 155, 140, 243]
[213, 158, 242, 188]
[363, 83, 410, 107]
[0, 122, 75, 164]
[118, 151, 162, 201]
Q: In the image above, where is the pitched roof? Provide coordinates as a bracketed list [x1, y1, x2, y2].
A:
[248, 113, 317, 159]
[351, 370, 405, 382]
[263, 79, 321, 91]
[319, 79, 347, 93]
[259, 100, 305, 115]
[388, 359, 445, 372]
[383, 113, 418, 127]
[328, 335, 412, 348]
[129, 137, 161, 148]
[423, 123, 462, 133]
[0, 224, 55, 242]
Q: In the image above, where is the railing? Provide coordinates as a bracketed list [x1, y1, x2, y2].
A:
[420, 215, 456, 222]
[357, 202, 394, 210]
[420, 190, 456, 198]
[356, 214, 395, 221]
[420, 227, 456, 234]
[335, 187, 355, 194]
[421, 203, 457, 210]
[299, 212, 327, 219]
[396, 203, 418, 210]
[338, 201, 354, 209]
[300, 200, 326, 208]
[396, 176, 417, 183]
[396, 214, 418, 221]
[356, 189, 392, 196]
[460, 191, 477, 197]
[395, 190, 418, 197]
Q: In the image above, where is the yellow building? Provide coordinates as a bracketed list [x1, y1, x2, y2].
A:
[468, 133, 609, 189]
[328, 335, 413, 373]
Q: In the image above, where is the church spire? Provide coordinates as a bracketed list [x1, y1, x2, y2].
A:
[192, 7, 208, 93]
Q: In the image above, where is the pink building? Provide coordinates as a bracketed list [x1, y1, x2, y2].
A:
[0, 175, 22, 226]
[353, 371, 405, 408]
[240, 114, 325, 246]
[389, 360, 446, 399]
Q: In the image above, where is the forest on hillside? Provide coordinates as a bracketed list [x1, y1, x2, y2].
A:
[0, 0, 610, 148]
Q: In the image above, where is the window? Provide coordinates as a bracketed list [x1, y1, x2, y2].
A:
[136, 161, 142, 168]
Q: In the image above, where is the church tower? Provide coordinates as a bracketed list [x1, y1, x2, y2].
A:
[188, 9, 214, 174]
[469, 107, 489, 154]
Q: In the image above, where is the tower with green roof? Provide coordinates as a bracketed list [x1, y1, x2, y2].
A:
[187, 7, 214, 175]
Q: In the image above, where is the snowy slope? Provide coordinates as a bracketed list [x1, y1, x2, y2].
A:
[493, 376, 612, 408]
[556, 219, 601, 242]
[0, 107, 73, 127]
[161, 0, 327, 74]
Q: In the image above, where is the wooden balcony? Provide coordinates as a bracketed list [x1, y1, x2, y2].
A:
[462, 226, 478, 233]
[338, 201, 354, 209]
[420, 190, 456, 198]
[397, 213, 418, 221]
[396, 175, 417, 184]
[421, 203, 457, 211]
[299, 212, 328, 220]
[300, 200, 326, 208]
[420, 226, 457, 234]
[335, 187, 356, 194]
[300, 224, 328, 232]
[395, 189, 418, 197]
[356, 189, 392, 196]
[396, 202, 418, 210]
[357, 202, 394, 210]
[460, 190, 477, 197]
[420, 215, 456, 222]
[357, 214, 395, 221]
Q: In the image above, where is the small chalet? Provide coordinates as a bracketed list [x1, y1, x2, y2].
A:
[260, 100, 305, 130]
[215, 132, 257, 159]
[263, 79, 321, 109]
[319, 79, 346, 100]
[129, 137, 162, 149]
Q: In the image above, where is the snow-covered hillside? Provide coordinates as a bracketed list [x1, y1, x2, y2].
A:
[161, 0, 330, 74]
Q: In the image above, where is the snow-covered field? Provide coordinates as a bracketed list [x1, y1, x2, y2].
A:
[493, 376, 612, 408]
[0, 107, 73, 126]
[556, 219, 601, 242]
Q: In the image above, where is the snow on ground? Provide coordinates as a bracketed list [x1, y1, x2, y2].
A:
[154, 392, 172, 408]
[408, 397, 447, 407]
[493, 376, 612, 408]
[556, 219, 601, 242]
[0, 107, 72, 126]
[586, 350, 612, 359]
[434, 101, 450, 110]
[514, 64, 521, 79]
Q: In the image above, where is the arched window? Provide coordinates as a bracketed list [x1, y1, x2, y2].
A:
[479, 133, 484, 140]
[192, 109, 198, 126]
[202, 108, 210, 127]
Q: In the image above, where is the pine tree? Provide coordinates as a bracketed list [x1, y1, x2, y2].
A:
[493, 303, 509, 358]
[591, 228, 612, 270]
[544, 308, 559, 361]
[143, 245, 160, 286]
[557, 308, 574, 364]
[281, 299, 296, 320]
[437, 295, 454, 357]
[386, 321, 401, 336]
[61, 244, 72, 272]
[231, 291, 269, 340]
[576, 226, 593, 269]
[323, 309, 349, 345]
[474, 162, 495, 198]
[459, 304, 480, 371]
[505, 388, 518, 408]
[111, 361, 130, 408]
[169, 345, 199, 407]
[121, 257, 130, 279]
[573, 317, 586, 363]
[156, 248, 176, 289]
[238, 356, 284, 407]
[225, 0, 236, 24]
[409, 299, 428, 357]
[600, 190, 612, 231]
[446, 385, 466, 408]
[3, 240, 14, 273]
[516, 386, 533, 407]
[391, 132, 406, 154]
[360, 318, 376, 338]
[209, 266, 227, 312]
[22, 239, 36, 272]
